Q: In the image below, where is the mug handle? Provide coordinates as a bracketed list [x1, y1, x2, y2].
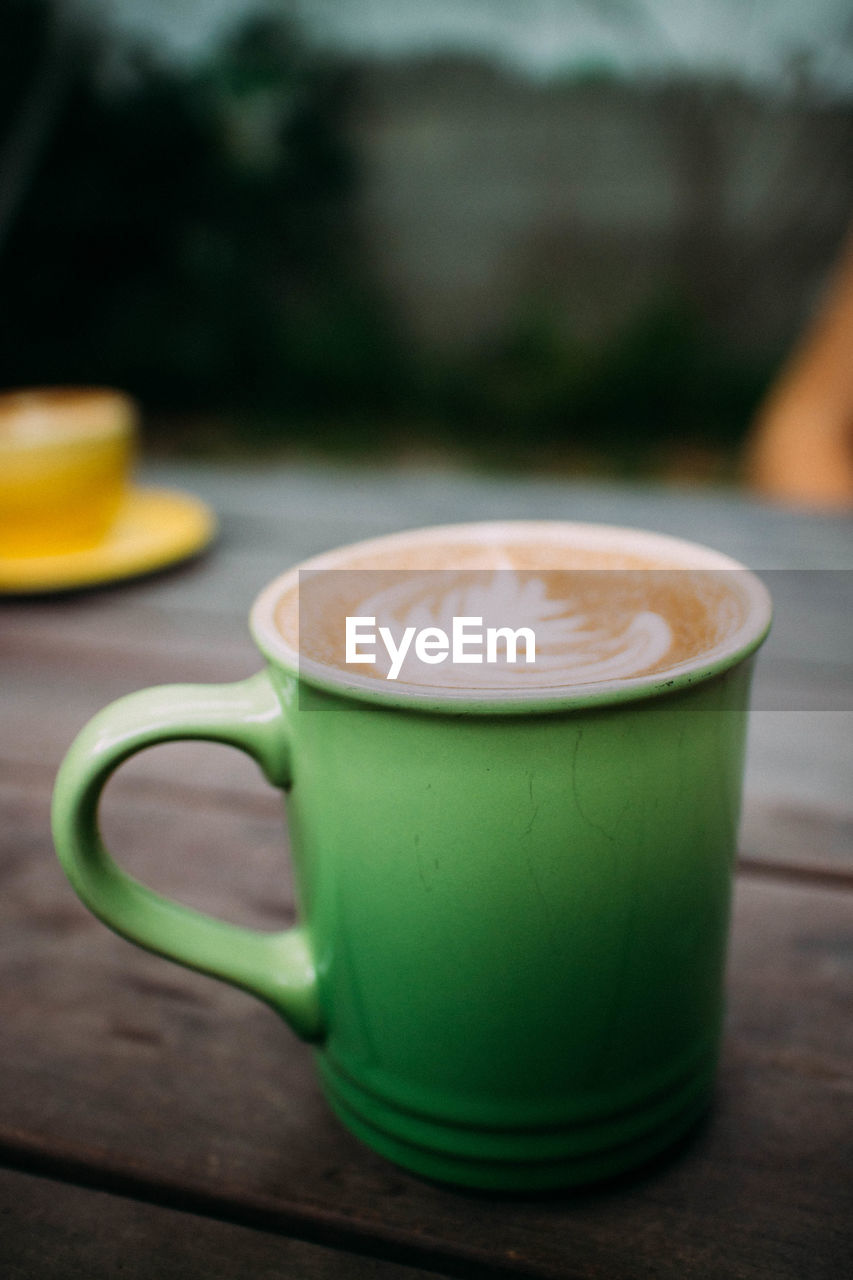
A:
[51, 670, 323, 1041]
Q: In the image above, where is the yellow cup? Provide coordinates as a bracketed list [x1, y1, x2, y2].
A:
[0, 388, 136, 558]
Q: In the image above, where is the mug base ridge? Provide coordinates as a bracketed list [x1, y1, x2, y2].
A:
[318, 1054, 717, 1191]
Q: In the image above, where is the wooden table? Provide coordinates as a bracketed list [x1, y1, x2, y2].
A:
[1, 461, 851, 1279]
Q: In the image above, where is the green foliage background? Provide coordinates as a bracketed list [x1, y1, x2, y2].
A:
[0, 1, 772, 469]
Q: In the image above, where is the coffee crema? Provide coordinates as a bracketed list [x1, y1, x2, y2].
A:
[263, 524, 761, 697]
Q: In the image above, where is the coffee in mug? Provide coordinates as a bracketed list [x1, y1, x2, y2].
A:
[53, 521, 771, 1190]
[271, 522, 749, 693]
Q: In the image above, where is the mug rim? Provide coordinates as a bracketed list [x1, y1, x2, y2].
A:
[250, 520, 772, 714]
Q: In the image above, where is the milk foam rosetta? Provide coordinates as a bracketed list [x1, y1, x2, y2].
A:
[355, 564, 674, 685]
[273, 530, 750, 692]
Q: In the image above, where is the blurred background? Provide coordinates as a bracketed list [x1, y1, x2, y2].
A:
[1, 0, 852, 482]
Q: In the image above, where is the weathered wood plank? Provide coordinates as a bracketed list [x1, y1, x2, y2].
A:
[0, 1168, 443, 1280]
[0, 776, 850, 1279]
[739, 797, 853, 880]
[138, 460, 853, 573]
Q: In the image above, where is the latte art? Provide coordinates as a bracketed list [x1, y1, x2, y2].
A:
[355, 569, 675, 685]
[267, 522, 757, 699]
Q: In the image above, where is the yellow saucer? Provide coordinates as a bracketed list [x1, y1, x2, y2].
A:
[0, 486, 217, 594]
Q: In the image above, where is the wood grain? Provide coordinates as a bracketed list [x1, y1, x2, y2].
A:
[0, 1168, 441, 1280]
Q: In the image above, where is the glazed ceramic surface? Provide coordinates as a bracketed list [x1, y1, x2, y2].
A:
[52, 523, 771, 1189]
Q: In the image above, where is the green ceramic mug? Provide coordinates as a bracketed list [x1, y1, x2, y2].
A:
[52, 521, 772, 1190]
